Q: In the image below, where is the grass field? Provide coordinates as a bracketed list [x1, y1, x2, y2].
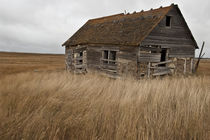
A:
[0, 52, 210, 77]
[0, 52, 210, 140]
[0, 52, 65, 78]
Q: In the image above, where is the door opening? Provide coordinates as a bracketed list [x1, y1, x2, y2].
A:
[160, 49, 167, 66]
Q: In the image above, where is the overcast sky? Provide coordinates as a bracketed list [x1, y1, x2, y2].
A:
[0, 0, 209, 57]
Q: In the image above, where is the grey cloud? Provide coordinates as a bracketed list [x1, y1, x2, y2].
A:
[0, 0, 209, 57]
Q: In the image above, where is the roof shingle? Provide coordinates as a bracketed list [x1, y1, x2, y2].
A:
[63, 5, 173, 46]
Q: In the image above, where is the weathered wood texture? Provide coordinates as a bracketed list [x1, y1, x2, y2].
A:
[86, 45, 138, 77]
[65, 46, 73, 71]
[65, 45, 88, 73]
[141, 7, 195, 58]
[168, 57, 193, 74]
[86, 46, 102, 70]
[64, 6, 196, 77]
[139, 53, 161, 62]
[118, 46, 138, 77]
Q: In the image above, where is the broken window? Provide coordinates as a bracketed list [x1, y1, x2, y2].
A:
[103, 50, 109, 64]
[79, 51, 83, 64]
[166, 16, 171, 27]
[102, 50, 117, 65]
[109, 51, 116, 64]
[74, 51, 84, 65]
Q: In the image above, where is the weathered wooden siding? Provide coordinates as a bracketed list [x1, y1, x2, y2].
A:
[86, 46, 102, 70]
[139, 53, 161, 63]
[85, 45, 137, 77]
[65, 45, 88, 73]
[141, 6, 196, 58]
[65, 46, 74, 71]
[118, 46, 138, 77]
[65, 6, 196, 77]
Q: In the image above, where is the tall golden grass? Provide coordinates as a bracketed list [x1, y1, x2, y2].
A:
[0, 72, 209, 140]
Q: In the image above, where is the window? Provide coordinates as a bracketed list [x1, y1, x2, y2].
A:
[74, 51, 84, 65]
[103, 50, 109, 63]
[102, 50, 117, 65]
[79, 51, 83, 64]
[166, 16, 171, 27]
[109, 51, 116, 64]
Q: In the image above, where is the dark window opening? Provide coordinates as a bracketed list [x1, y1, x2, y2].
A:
[166, 16, 171, 27]
[103, 50, 109, 64]
[103, 50, 117, 64]
[104, 50, 109, 59]
[79, 60, 83, 64]
[79, 51, 83, 64]
[160, 49, 167, 66]
[109, 51, 116, 64]
[79, 52, 83, 57]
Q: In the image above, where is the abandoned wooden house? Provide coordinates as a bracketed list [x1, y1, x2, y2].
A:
[62, 4, 198, 78]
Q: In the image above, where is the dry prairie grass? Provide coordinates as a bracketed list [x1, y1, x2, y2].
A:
[0, 52, 210, 77]
[196, 58, 210, 76]
[0, 72, 209, 140]
[0, 52, 65, 78]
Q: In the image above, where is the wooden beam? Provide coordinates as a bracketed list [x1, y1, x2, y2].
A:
[150, 66, 174, 69]
[139, 53, 161, 63]
[147, 62, 151, 78]
[73, 57, 83, 61]
[195, 41, 205, 72]
[152, 60, 172, 66]
[101, 69, 117, 73]
[140, 46, 161, 52]
[190, 58, 194, 73]
[184, 58, 186, 74]
[100, 59, 117, 63]
[152, 70, 171, 76]
[74, 64, 86, 69]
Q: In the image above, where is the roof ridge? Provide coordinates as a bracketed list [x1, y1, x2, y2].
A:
[89, 13, 124, 22]
[88, 5, 173, 23]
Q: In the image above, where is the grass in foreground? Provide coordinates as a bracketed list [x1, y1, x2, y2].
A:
[0, 72, 209, 140]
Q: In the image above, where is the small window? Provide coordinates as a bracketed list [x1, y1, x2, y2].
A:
[166, 16, 171, 27]
[102, 50, 117, 65]
[109, 51, 116, 64]
[104, 50, 109, 59]
[74, 51, 84, 65]
[79, 51, 83, 57]
[109, 51, 116, 60]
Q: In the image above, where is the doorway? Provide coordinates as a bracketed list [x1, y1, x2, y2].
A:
[160, 49, 167, 66]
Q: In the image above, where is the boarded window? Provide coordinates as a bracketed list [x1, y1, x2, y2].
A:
[166, 16, 171, 27]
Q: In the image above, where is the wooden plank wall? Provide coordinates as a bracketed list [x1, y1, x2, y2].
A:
[118, 46, 138, 77]
[141, 7, 196, 58]
[139, 53, 161, 63]
[65, 46, 74, 71]
[86, 46, 101, 70]
[86, 45, 138, 77]
[87, 45, 119, 77]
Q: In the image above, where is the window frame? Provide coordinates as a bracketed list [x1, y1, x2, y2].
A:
[73, 50, 85, 65]
[165, 16, 172, 28]
[101, 50, 117, 65]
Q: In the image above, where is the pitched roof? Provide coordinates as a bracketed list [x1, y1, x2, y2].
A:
[63, 4, 197, 48]
[63, 5, 172, 46]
